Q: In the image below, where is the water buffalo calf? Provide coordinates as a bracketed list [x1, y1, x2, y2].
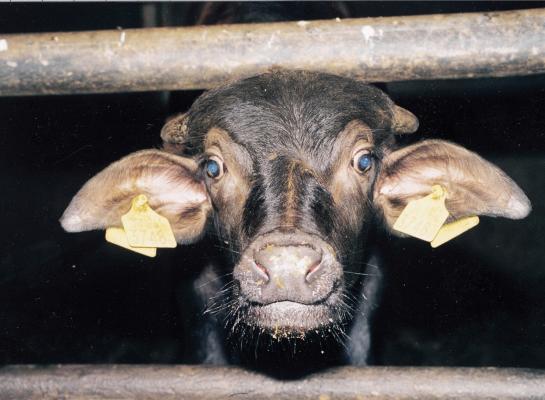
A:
[60, 70, 531, 374]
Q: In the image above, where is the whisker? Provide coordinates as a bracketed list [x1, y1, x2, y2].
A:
[196, 272, 234, 289]
[344, 271, 378, 277]
[363, 262, 380, 269]
[213, 244, 243, 255]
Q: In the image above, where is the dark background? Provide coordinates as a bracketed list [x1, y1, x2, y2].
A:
[0, 2, 544, 368]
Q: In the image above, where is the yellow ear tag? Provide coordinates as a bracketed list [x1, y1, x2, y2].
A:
[393, 185, 449, 242]
[105, 227, 157, 257]
[121, 194, 177, 249]
[431, 216, 479, 248]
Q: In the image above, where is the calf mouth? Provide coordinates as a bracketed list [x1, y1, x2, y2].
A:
[235, 283, 348, 338]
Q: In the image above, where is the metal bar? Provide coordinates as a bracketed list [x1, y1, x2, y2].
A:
[1, 365, 545, 399]
[0, 8, 544, 96]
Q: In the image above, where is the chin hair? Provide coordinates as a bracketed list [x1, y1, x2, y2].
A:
[204, 282, 354, 345]
[232, 293, 352, 341]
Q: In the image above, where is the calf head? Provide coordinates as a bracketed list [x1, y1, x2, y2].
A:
[61, 71, 530, 342]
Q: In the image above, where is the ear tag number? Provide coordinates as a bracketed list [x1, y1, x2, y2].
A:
[105, 227, 157, 258]
[431, 216, 479, 248]
[121, 194, 177, 249]
[393, 185, 449, 242]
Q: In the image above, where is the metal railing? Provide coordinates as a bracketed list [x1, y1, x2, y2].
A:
[1, 365, 545, 399]
[0, 8, 544, 96]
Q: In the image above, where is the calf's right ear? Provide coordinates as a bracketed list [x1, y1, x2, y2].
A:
[60, 150, 211, 244]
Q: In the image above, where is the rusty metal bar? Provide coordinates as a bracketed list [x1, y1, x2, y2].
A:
[1, 8, 545, 96]
[1, 365, 545, 399]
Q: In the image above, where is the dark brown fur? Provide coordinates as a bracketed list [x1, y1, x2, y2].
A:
[61, 71, 530, 373]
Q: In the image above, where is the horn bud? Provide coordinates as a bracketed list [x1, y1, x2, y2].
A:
[392, 105, 419, 134]
[160, 113, 189, 144]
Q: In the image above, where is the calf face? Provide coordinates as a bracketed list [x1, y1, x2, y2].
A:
[61, 70, 530, 346]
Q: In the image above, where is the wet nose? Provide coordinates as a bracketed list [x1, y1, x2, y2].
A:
[252, 245, 324, 301]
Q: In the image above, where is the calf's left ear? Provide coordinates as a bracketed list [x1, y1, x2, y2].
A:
[374, 140, 531, 233]
[60, 150, 211, 244]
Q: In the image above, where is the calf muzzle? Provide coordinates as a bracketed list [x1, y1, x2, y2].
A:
[235, 230, 341, 306]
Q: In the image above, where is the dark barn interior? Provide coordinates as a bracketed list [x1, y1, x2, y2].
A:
[0, 1, 544, 376]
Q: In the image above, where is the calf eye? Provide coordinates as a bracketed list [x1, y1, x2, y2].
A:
[352, 151, 373, 173]
[205, 156, 224, 179]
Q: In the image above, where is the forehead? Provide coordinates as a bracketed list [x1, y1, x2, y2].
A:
[185, 71, 394, 155]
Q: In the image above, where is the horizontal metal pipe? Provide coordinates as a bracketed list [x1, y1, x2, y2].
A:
[0, 8, 545, 96]
[1, 365, 545, 399]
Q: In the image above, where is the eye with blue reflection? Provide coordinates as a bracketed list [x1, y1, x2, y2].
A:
[353, 151, 373, 173]
[205, 156, 224, 179]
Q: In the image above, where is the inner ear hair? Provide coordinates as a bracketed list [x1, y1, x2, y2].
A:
[375, 139, 531, 228]
[161, 112, 189, 144]
[60, 149, 211, 244]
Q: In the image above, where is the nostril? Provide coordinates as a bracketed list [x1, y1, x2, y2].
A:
[253, 244, 323, 285]
[253, 262, 270, 281]
[305, 260, 323, 283]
